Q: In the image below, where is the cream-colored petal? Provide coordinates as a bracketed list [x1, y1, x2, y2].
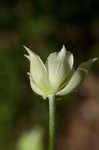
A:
[29, 74, 44, 96]
[56, 68, 86, 96]
[24, 46, 50, 91]
[79, 58, 98, 70]
[57, 58, 98, 96]
[46, 45, 74, 89]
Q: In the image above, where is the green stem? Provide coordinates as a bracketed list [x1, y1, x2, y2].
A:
[48, 95, 55, 150]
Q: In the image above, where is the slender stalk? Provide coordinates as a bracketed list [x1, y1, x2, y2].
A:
[48, 95, 55, 150]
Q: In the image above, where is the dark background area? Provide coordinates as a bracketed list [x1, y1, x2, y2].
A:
[0, 0, 99, 150]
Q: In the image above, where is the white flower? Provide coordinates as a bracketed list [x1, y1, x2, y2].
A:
[24, 45, 98, 99]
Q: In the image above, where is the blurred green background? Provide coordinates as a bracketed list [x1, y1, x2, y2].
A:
[0, 0, 99, 150]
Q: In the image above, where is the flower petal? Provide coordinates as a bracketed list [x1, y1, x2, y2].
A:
[46, 45, 74, 89]
[79, 58, 98, 70]
[29, 73, 44, 96]
[57, 58, 97, 96]
[24, 46, 50, 91]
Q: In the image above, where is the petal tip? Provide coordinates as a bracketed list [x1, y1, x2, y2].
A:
[62, 44, 67, 52]
[92, 57, 98, 62]
[23, 45, 28, 51]
[24, 54, 30, 60]
[62, 44, 66, 48]
[24, 45, 32, 55]
[59, 44, 67, 57]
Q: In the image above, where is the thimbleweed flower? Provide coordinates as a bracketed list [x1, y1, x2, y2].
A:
[24, 45, 98, 99]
